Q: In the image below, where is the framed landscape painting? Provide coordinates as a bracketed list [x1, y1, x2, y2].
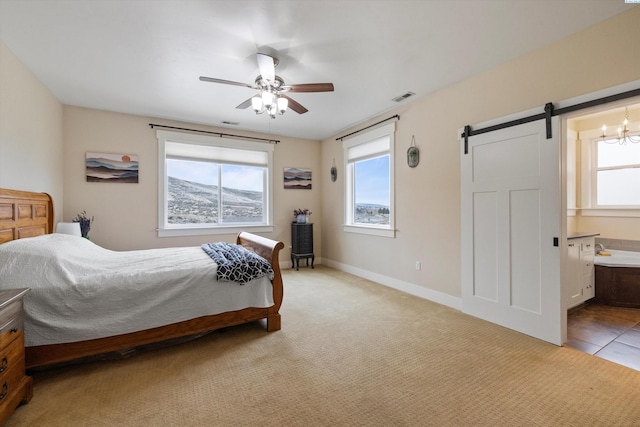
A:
[86, 152, 139, 183]
[284, 167, 312, 189]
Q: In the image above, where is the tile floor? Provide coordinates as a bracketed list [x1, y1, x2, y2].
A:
[566, 303, 640, 372]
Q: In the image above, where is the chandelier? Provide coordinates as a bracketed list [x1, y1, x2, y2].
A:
[600, 107, 640, 145]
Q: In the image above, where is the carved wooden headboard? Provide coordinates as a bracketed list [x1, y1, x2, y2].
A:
[0, 188, 54, 244]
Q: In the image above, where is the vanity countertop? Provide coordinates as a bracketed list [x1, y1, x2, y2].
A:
[568, 232, 600, 240]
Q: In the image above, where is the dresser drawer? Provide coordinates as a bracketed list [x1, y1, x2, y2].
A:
[581, 241, 594, 252]
[0, 338, 26, 410]
[0, 289, 31, 425]
[0, 302, 23, 350]
[293, 240, 313, 254]
[0, 337, 25, 383]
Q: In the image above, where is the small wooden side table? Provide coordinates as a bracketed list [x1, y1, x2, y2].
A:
[291, 222, 314, 270]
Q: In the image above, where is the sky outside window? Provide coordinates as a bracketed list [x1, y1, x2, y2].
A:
[354, 155, 390, 207]
[167, 159, 264, 192]
[167, 159, 217, 185]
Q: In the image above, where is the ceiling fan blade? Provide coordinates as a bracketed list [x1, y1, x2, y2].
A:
[282, 95, 308, 114]
[256, 53, 275, 83]
[199, 76, 257, 89]
[236, 97, 253, 109]
[285, 83, 334, 93]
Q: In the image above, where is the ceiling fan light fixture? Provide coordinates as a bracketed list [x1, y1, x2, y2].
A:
[277, 96, 288, 115]
[268, 103, 278, 119]
[262, 91, 275, 109]
[251, 95, 263, 114]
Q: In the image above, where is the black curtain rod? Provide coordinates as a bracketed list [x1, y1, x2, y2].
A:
[461, 88, 640, 152]
[336, 114, 400, 141]
[149, 123, 280, 144]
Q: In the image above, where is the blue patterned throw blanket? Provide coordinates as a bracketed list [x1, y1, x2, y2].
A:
[201, 242, 274, 284]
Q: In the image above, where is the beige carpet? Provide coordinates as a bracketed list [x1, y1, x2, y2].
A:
[8, 266, 640, 426]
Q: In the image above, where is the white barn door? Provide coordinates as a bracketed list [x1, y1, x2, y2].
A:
[461, 117, 564, 345]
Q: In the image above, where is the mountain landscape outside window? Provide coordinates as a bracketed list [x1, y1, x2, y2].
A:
[167, 159, 265, 224]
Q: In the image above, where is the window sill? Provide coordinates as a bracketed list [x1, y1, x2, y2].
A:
[158, 224, 274, 237]
[579, 208, 640, 218]
[343, 224, 396, 238]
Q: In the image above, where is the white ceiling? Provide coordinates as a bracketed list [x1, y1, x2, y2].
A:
[0, 0, 635, 141]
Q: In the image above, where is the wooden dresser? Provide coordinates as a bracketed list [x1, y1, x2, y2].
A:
[0, 289, 32, 425]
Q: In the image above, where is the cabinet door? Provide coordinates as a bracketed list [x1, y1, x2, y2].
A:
[582, 252, 595, 300]
[581, 238, 595, 301]
[581, 252, 594, 276]
[583, 273, 595, 300]
[567, 242, 582, 307]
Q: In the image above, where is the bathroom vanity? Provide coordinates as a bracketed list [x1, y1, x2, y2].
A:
[567, 233, 598, 309]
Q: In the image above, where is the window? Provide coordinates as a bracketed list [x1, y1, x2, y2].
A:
[593, 138, 640, 206]
[343, 122, 395, 237]
[156, 130, 274, 237]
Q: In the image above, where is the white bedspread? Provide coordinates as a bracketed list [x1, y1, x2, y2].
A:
[0, 234, 273, 346]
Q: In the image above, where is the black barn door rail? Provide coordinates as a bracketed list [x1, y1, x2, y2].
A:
[461, 88, 640, 154]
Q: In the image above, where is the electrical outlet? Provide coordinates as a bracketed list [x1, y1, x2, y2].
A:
[415, 261, 421, 271]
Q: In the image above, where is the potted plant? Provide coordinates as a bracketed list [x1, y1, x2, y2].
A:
[293, 208, 312, 224]
[73, 210, 94, 239]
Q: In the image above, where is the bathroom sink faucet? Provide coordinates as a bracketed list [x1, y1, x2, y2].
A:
[595, 243, 605, 254]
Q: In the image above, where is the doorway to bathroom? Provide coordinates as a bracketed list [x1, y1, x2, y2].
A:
[563, 97, 640, 370]
[460, 82, 640, 346]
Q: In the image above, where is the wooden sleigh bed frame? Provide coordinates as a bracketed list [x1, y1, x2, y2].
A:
[0, 188, 284, 369]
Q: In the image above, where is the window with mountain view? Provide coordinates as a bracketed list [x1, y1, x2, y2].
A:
[354, 155, 390, 224]
[156, 130, 274, 237]
[166, 160, 265, 224]
[343, 122, 395, 237]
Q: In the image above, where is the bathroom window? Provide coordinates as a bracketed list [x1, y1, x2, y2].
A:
[578, 129, 640, 217]
[591, 137, 640, 207]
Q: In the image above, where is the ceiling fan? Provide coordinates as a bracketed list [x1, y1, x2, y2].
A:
[199, 53, 334, 117]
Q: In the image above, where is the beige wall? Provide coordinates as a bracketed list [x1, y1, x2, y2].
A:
[576, 216, 640, 241]
[62, 107, 322, 258]
[0, 41, 63, 221]
[321, 7, 640, 302]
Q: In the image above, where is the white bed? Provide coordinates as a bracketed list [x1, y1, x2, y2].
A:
[0, 233, 274, 347]
[0, 187, 285, 369]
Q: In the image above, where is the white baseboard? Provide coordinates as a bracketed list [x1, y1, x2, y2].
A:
[322, 259, 461, 311]
[279, 257, 322, 271]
